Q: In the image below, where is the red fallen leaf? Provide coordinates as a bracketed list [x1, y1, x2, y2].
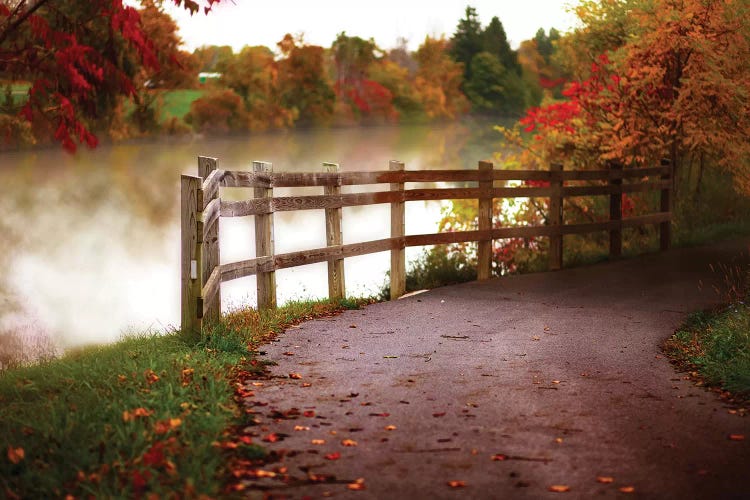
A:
[303, 410, 316, 418]
[289, 373, 302, 380]
[283, 352, 294, 356]
[341, 439, 358, 447]
[238, 435, 253, 445]
[262, 433, 280, 443]
[369, 413, 390, 417]
[447, 480, 466, 488]
[433, 412, 446, 417]
[144, 369, 160, 385]
[131, 469, 151, 492]
[728, 434, 745, 441]
[548, 485, 571, 492]
[7, 446, 24, 464]
[596, 476, 614, 484]
[142, 443, 165, 467]
[324, 452, 341, 460]
[619, 486, 635, 493]
[491, 454, 508, 461]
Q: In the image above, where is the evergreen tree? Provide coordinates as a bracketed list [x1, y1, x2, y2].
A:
[449, 6, 484, 81]
[482, 16, 518, 74]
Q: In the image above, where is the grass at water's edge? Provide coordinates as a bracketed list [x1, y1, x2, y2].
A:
[663, 303, 750, 407]
[0, 297, 371, 499]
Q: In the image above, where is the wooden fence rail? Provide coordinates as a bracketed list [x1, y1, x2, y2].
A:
[180, 157, 673, 335]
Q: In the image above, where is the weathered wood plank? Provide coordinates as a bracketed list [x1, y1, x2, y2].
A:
[254, 161, 276, 309]
[180, 175, 202, 339]
[390, 160, 406, 300]
[201, 168, 223, 210]
[477, 161, 493, 280]
[609, 162, 623, 258]
[220, 256, 274, 282]
[221, 198, 271, 217]
[274, 238, 396, 270]
[660, 159, 672, 250]
[201, 265, 221, 315]
[198, 157, 221, 325]
[324, 162, 345, 299]
[548, 163, 563, 270]
[202, 197, 220, 240]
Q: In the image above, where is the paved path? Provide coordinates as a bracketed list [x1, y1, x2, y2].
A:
[242, 239, 750, 499]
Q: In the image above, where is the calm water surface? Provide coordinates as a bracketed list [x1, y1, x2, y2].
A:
[0, 121, 503, 349]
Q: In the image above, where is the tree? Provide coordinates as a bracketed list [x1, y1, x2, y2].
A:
[220, 45, 295, 131]
[449, 6, 483, 82]
[509, 0, 750, 194]
[276, 34, 335, 127]
[414, 36, 469, 120]
[130, 0, 198, 133]
[482, 16, 518, 74]
[0, 0, 222, 151]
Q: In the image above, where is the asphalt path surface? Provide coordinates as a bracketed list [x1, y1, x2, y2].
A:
[240, 239, 750, 499]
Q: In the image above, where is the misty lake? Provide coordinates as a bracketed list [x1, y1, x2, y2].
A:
[0, 120, 505, 350]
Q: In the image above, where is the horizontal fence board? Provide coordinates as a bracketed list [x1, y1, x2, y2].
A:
[493, 186, 556, 198]
[221, 198, 271, 217]
[220, 256, 274, 282]
[274, 238, 396, 270]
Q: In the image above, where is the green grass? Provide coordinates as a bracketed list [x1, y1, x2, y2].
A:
[0, 297, 370, 498]
[664, 303, 750, 400]
[160, 89, 205, 121]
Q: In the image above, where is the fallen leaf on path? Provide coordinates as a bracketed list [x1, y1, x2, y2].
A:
[491, 454, 508, 461]
[385, 425, 397, 431]
[283, 352, 294, 356]
[262, 433, 280, 443]
[555, 438, 563, 444]
[728, 434, 745, 441]
[596, 476, 614, 483]
[369, 412, 390, 417]
[447, 481, 466, 488]
[289, 373, 302, 379]
[341, 439, 358, 447]
[383, 356, 398, 359]
[311, 439, 326, 445]
[347, 478, 366, 490]
[548, 485, 570, 492]
[552, 380, 561, 384]
[303, 410, 316, 417]
[7, 447, 24, 464]
[433, 412, 446, 417]
[619, 486, 635, 493]
[293, 426, 310, 431]
[532, 336, 540, 341]
[302, 383, 312, 387]
[324, 452, 341, 460]
[349, 324, 357, 328]
[254, 470, 276, 478]
[251, 382, 264, 387]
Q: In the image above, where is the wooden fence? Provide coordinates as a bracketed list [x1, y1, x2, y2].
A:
[180, 157, 673, 334]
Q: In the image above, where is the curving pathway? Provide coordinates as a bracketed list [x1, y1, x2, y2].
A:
[239, 239, 750, 499]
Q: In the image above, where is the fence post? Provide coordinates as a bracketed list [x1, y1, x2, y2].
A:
[660, 158, 672, 250]
[198, 156, 221, 325]
[548, 163, 564, 270]
[609, 161, 623, 259]
[324, 162, 345, 300]
[390, 160, 406, 300]
[254, 161, 277, 309]
[477, 160, 493, 280]
[181, 175, 202, 340]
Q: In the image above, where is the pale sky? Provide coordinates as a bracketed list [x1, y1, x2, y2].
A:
[165, 0, 579, 53]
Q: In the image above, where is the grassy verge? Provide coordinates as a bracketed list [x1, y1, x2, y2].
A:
[160, 89, 205, 121]
[663, 303, 750, 404]
[0, 298, 369, 498]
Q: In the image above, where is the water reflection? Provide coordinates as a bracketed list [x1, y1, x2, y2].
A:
[0, 120, 502, 350]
